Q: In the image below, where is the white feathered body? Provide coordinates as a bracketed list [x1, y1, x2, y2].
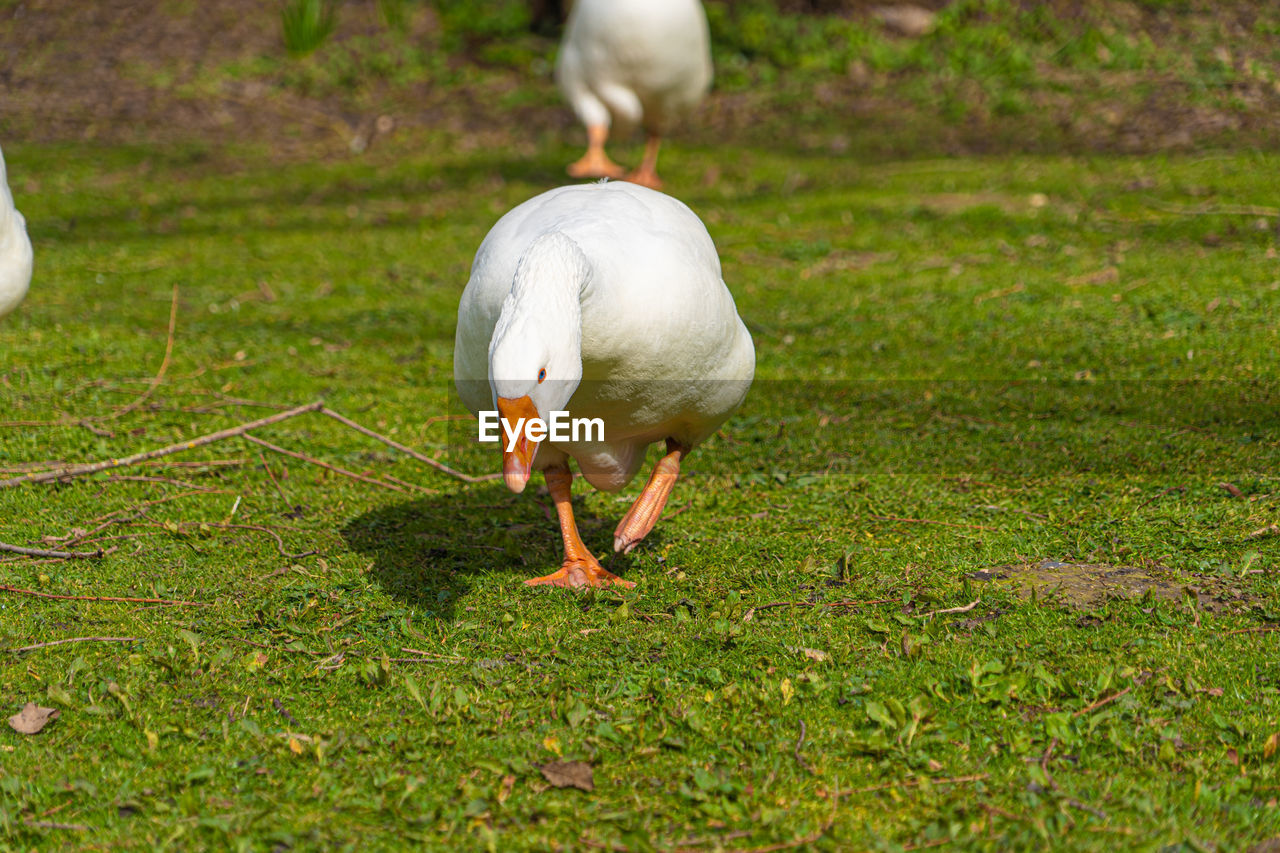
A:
[454, 182, 753, 492]
[555, 0, 713, 136]
[0, 145, 33, 319]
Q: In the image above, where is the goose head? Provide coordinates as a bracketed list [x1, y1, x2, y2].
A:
[488, 232, 588, 493]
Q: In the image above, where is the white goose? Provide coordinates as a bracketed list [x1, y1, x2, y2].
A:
[454, 181, 754, 588]
[0, 145, 33, 319]
[555, 0, 713, 189]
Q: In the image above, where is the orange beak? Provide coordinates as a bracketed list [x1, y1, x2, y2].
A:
[496, 395, 541, 494]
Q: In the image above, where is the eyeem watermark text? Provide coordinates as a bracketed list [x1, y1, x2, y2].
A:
[478, 411, 605, 451]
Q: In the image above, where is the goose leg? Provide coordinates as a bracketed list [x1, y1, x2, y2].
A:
[625, 134, 663, 189]
[526, 465, 636, 589]
[567, 124, 627, 179]
[614, 439, 686, 553]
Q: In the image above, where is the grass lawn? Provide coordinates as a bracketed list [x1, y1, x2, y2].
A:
[1, 136, 1278, 850]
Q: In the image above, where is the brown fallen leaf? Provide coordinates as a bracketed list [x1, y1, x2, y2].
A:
[8, 703, 60, 735]
[1217, 482, 1244, 498]
[801, 648, 830, 663]
[497, 774, 516, 805]
[540, 760, 594, 792]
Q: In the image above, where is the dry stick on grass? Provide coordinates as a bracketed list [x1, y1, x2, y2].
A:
[1224, 626, 1280, 636]
[2, 401, 497, 492]
[401, 647, 467, 662]
[100, 474, 222, 491]
[1073, 686, 1132, 718]
[744, 598, 896, 620]
[0, 460, 69, 473]
[258, 452, 292, 508]
[672, 830, 754, 851]
[320, 407, 501, 484]
[241, 433, 411, 494]
[922, 599, 981, 619]
[23, 820, 90, 832]
[0, 401, 326, 488]
[64, 489, 231, 547]
[1040, 736, 1060, 790]
[0, 287, 179, 431]
[96, 283, 179, 422]
[725, 780, 839, 853]
[3, 636, 142, 653]
[869, 514, 994, 532]
[1144, 199, 1280, 218]
[0, 584, 208, 607]
[1133, 485, 1187, 512]
[0, 542, 105, 559]
[839, 773, 989, 798]
[793, 720, 815, 774]
[167, 521, 317, 560]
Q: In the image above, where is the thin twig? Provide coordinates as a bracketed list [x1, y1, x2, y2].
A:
[869, 514, 994, 532]
[744, 598, 895, 620]
[0, 584, 208, 607]
[190, 522, 317, 560]
[839, 773, 988, 798]
[1040, 736, 1060, 790]
[98, 284, 178, 421]
[257, 452, 292, 509]
[0, 402, 326, 488]
[382, 473, 434, 493]
[1144, 199, 1279, 218]
[664, 498, 695, 521]
[401, 647, 466, 661]
[229, 637, 326, 657]
[1133, 485, 1187, 512]
[63, 489, 229, 547]
[241, 433, 410, 494]
[1073, 686, 1132, 717]
[726, 780, 839, 853]
[1223, 626, 1279, 636]
[0, 542, 105, 559]
[980, 802, 1018, 821]
[672, 829, 754, 851]
[1066, 797, 1107, 820]
[793, 720, 815, 774]
[320, 407, 501, 484]
[922, 599, 980, 619]
[23, 820, 90, 831]
[99, 475, 221, 491]
[3, 636, 141, 653]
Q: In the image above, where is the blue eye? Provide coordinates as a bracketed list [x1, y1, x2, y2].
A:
[538, 368, 547, 383]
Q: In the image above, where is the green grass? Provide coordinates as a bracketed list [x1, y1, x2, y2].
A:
[1, 137, 1278, 850]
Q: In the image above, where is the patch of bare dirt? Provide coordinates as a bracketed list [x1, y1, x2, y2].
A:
[1, 0, 1277, 160]
[968, 560, 1256, 613]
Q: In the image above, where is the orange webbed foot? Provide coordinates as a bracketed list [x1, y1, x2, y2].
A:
[613, 443, 684, 553]
[525, 556, 636, 589]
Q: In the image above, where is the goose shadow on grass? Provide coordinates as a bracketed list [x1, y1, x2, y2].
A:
[340, 482, 648, 621]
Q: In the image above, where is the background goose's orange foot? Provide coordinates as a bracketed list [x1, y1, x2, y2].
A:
[525, 557, 636, 589]
[623, 169, 662, 190]
[567, 155, 627, 179]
